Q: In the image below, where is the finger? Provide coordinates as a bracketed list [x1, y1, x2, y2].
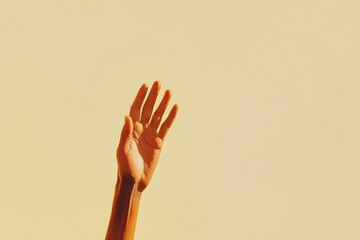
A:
[158, 104, 178, 140]
[119, 115, 133, 151]
[140, 81, 161, 124]
[149, 89, 172, 131]
[129, 84, 148, 122]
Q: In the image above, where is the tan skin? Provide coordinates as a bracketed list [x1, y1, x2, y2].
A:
[106, 81, 178, 240]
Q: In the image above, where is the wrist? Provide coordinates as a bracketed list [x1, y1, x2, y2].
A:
[107, 175, 141, 240]
[116, 176, 142, 197]
[118, 166, 142, 184]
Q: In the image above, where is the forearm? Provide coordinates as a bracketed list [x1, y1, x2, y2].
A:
[106, 176, 142, 240]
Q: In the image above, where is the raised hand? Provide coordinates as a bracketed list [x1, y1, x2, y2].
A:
[116, 81, 178, 192]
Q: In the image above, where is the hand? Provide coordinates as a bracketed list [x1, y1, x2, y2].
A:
[116, 81, 178, 192]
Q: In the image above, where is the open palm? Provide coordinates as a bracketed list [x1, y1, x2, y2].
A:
[116, 81, 178, 192]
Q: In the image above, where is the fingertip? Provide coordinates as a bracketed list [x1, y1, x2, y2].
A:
[135, 84, 148, 99]
[172, 104, 179, 117]
[154, 80, 161, 86]
[124, 115, 133, 124]
[141, 83, 148, 92]
[120, 116, 133, 144]
[153, 80, 161, 93]
[165, 89, 172, 98]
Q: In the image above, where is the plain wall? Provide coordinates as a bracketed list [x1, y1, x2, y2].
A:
[1, 1, 359, 239]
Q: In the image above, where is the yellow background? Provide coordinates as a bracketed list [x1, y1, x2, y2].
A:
[1, 1, 359, 239]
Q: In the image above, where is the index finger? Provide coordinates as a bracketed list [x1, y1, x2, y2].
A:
[129, 83, 148, 122]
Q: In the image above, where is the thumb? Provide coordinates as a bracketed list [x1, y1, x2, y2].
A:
[119, 115, 133, 147]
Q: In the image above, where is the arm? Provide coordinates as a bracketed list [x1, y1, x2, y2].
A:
[106, 81, 178, 240]
[105, 176, 141, 240]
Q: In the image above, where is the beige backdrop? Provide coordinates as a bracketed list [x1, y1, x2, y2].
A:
[1, 1, 359, 239]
